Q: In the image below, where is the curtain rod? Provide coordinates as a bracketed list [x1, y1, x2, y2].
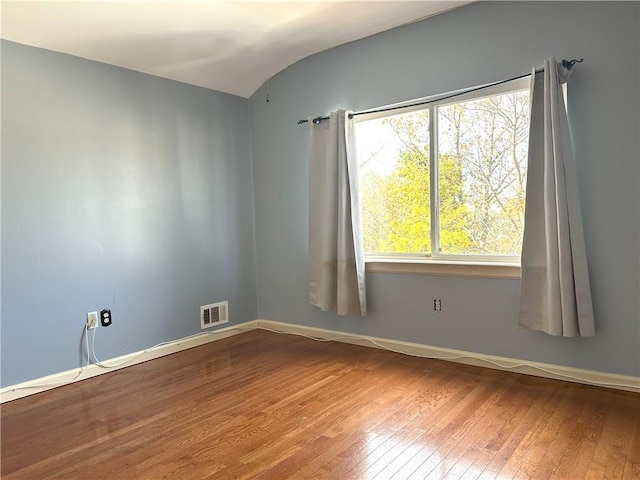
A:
[296, 58, 583, 125]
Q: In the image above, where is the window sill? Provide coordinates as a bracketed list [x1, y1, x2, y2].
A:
[365, 259, 521, 279]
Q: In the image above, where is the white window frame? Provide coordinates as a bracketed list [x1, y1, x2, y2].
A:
[356, 77, 530, 277]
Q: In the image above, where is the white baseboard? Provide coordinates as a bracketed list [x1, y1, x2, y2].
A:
[256, 319, 640, 393]
[0, 321, 258, 403]
[3, 318, 637, 403]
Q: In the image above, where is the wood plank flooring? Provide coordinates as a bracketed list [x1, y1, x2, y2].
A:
[1, 329, 639, 479]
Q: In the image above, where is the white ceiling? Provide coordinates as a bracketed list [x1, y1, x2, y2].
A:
[1, 1, 472, 98]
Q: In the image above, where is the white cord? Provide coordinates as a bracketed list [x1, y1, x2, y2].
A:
[6, 323, 634, 394]
[8, 325, 92, 393]
[7, 325, 254, 392]
[254, 326, 636, 390]
[88, 326, 249, 369]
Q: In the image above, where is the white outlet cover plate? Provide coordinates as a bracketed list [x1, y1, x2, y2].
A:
[87, 311, 98, 329]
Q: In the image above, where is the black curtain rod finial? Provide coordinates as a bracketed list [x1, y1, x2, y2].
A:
[562, 58, 584, 70]
[296, 116, 326, 125]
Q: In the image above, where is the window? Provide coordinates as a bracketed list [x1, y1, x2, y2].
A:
[356, 79, 530, 267]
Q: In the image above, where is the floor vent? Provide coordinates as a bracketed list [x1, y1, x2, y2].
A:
[200, 301, 229, 329]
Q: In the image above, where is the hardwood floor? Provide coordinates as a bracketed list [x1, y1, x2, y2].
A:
[1, 329, 639, 479]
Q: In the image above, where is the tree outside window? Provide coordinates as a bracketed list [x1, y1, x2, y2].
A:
[357, 84, 530, 262]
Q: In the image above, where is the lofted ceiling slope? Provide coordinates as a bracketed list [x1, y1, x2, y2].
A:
[1, 1, 473, 98]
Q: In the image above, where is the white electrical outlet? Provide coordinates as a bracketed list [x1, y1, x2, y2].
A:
[87, 311, 98, 329]
[433, 298, 442, 312]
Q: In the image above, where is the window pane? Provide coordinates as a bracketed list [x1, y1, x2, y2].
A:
[356, 110, 431, 254]
[437, 90, 530, 255]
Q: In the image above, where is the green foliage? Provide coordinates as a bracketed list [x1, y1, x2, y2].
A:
[360, 111, 432, 254]
[358, 90, 530, 257]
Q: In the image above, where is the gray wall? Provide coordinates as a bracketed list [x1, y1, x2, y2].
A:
[1, 41, 257, 386]
[250, 2, 640, 376]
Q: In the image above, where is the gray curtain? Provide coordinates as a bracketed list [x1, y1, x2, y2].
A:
[518, 58, 594, 337]
[307, 110, 366, 316]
